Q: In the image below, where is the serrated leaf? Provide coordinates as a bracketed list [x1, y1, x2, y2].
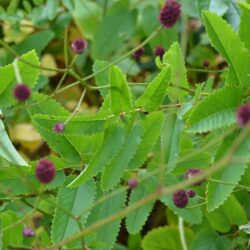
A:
[160, 175, 202, 224]
[0, 50, 40, 108]
[239, 1, 250, 51]
[128, 112, 164, 169]
[135, 67, 171, 111]
[126, 175, 158, 234]
[109, 66, 133, 114]
[161, 112, 183, 173]
[101, 124, 143, 191]
[0, 111, 28, 166]
[206, 195, 247, 232]
[68, 126, 126, 187]
[202, 11, 250, 86]
[51, 180, 96, 246]
[85, 187, 126, 250]
[142, 226, 194, 250]
[207, 133, 247, 211]
[163, 42, 189, 101]
[188, 87, 244, 133]
[191, 227, 232, 250]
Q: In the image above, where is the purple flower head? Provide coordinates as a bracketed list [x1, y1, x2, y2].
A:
[159, 0, 181, 28]
[71, 38, 87, 54]
[13, 84, 31, 101]
[173, 189, 188, 208]
[133, 47, 144, 62]
[236, 103, 250, 126]
[185, 168, 204, 186]
[53, 122, 65, 133]
[35, 159, 56, 184]
[203, 59, 210, 68]
[186, 189, 196, 198]
[154, 45, 165, 60]
[127, 178, 139, 189]
[23, 227, 35, 237]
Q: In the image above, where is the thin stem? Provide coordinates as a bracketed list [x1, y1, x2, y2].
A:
[186, 202, 206, 209]
[13, 59, 23, 83]
[64, 88, 87, 125]
[187, 68, 227, 73]
[208, 178, 250, 191]
[178, 217, 188, 250]
[64, 28, 69, 68]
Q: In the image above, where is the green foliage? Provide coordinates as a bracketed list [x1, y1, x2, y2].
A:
[109, 66, 133, 114]
[239, 1, 250, 51]
[0, 50, 40, 108]
[188, 87, 244, 133]
[51, 180, 96, 247]
[142, 226, 194, 250]
[135, 66, 171, 111]
[202, 11, 250, 86]
[196, 0, 231, 16]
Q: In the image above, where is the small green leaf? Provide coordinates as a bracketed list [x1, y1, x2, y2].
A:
[142, 226, 194, 250]
[128, 112, 164, 169]
[135, 66, 171, 111]
[101, 124, 143, 191]
[202, 11, 250, 86]
[188, 87, 244, 133]
[51, 180, 96, 246]
[126, 175, 158, 234]
[109, 66, 133, 114]
[68, 126, 126, 187]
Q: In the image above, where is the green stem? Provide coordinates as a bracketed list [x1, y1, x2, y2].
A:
[178, 217, 188, 250]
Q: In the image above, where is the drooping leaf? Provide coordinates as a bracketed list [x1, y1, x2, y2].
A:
[135, 66, 171, 111]
[101, 124, 143, 191]
[109, 66, 133, 114]
[51, 180, 96, 246]
[85, 187, 126, 250]
[206, 133, 248, 211]
[128, 112, 164, 169]
[126, 175, 158, 234]
[202, 11, 250, 86]
[0, 50, 40, 108]
[142, 226, 194, 250]
[68, 126, 125, 187]
[188, 87, 244, 133]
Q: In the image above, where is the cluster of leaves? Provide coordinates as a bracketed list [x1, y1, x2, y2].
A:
[1, 0, 250, 250]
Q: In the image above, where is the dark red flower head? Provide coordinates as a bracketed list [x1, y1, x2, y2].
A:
[133, 47, 144, 62]
[35, 159, 56, 184]
[53, 122, 65, 133]
[13, 84, 31, 101]
[23, 227, 34, 237]
[185, 168, 204, 186]
[203, 59, 210, 68]
[154, 45, 165, 60]
[173, 189, 188, 208]
[71, 38, 87, 54]
[159, 0, 181, 28]
[186, 189, 196, 198]
[127, 178, 139, 189]
[236, 103, 250, 126]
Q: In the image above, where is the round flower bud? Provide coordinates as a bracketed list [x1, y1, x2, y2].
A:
[127, 178, 139, 189]
[236, 103, 250, 126]
[154, 45, 165, 60]
[185, 168, 204, 186]
[186, 189, 196, 198]
[133, 47, 145, 62]
[13, 84, 31, 101]
[35, 159, 56, 184]
[71, 38, 87, 54]
[173, 189, 188, 208]
[203, 59, 210, 68]
[23, 227, 34, 237]
[159, 0, 181, 29]
[53, 122, 65, 133]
